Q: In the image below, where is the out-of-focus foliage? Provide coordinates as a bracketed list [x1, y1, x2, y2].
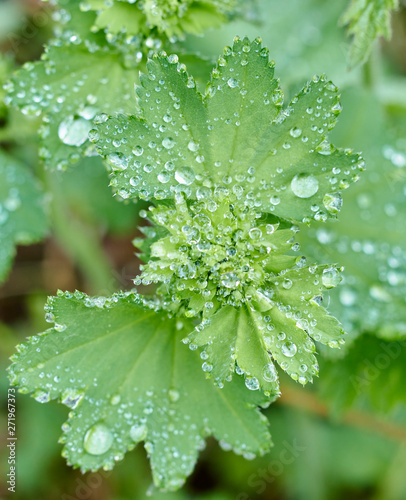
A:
[340, 0, 399, 68]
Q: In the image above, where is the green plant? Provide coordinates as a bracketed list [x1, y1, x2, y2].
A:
[2, 0, 406, 497]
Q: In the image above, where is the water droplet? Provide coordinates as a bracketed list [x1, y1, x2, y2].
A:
[290, 127, 302, 138]
[262, 363, 278, 382]
[162, 137, 175, 149]
[245, 377, 260, 390]
[130, 423, 148, 442]
[58, 116, 92, 146]
[132, 146, 144, 156]
[322, 267, 342, 288]
[187, 140, 199, 152]
[291, 174, 319, 198]
[84, 424, 113, 455]
[323, 192, 343, 214]
[33, 389, 50, 403]
[221, 272, 240, 289]
[61, 388, 85, 409]
[202, 362, 213, 372]
[282, 341, 297, 357]
[178, 263, 197, 279]
[282, 279, 293, 289]
[175, 166, 195, 185]
[107, 152, 128, 171]
[110, 394, 121, 405]
[169, 389, 180, 402]
[227, 77, 239, 88]
[249, 228, 262, 240]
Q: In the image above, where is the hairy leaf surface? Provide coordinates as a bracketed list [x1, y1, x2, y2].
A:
[94, 37, 364, 223]
[298, 89, 406, 340]
[9, 292, 271, 490]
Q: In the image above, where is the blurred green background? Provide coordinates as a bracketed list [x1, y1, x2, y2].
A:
[1, 0, 406, 499]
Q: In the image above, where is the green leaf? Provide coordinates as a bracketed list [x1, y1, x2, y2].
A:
[6, 31, 140, 170]
[0, 152, 48, 282]
[187, 265, 344, 393]
[83, 0, 236, 39]
[340, 0, 399, 68]
[318, 334, 406, 414]
[134, 196, 344, 392]
[298, 88, 406, 340]
[94, 37, 364, 223]
[9, 291, 271, 490]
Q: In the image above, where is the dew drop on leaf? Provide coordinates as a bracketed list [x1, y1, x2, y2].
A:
[84, 423, 113, 455]
[58, 116, 92, 146]
[291, 174, 319, 198]
[162, 137, 175, 149]
[281, 342, 297, 357]
[175, 166, 195, 185]
[33, 389, 50, 403]
[221, 272, 240, 288]
[61, 388, 85, 409]
[245, 377, 260, 391]
[262, 363, 277, 382]
[132, 146, 144, 156]
[129, 424, 148, 443]
[322, 267, 342, 288]
[227, 77, 239, 88]
[323, 192, 343, 214]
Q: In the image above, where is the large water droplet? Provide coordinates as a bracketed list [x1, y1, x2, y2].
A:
[61, 388, 85, 409]
[175, 166, 195, 185]
[33, 389, 50, 403]
[227, 77, 239, 88]
[322, 267, 342, 288]
[178, 263, 197, 279]
[130, 424, 148, 442]
[281, 341, 297, 357]
[107, 152, 128, 171]
[58, 116, 92, 146]
[291, 174, 319, 198]
[221, 272, 240, 288]
[162, 137, 175, 149]
[245, 376, 260, 390]
[323, 192, 343, 214]
[262, 363, 278, 382]
[84, 423, 113, 455]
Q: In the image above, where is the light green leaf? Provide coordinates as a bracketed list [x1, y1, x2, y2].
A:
[340, 0, 399, 68]
[0, 152, 48, 282]
[94, 37, 364, 223]
[6, 33, 140, 169]
[298, 88, 406, 340]
[187, 265, 344, 393]
[83, 0, 236, 39]
[9, 291, 271, 490]
[318, 334, 406, 414]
